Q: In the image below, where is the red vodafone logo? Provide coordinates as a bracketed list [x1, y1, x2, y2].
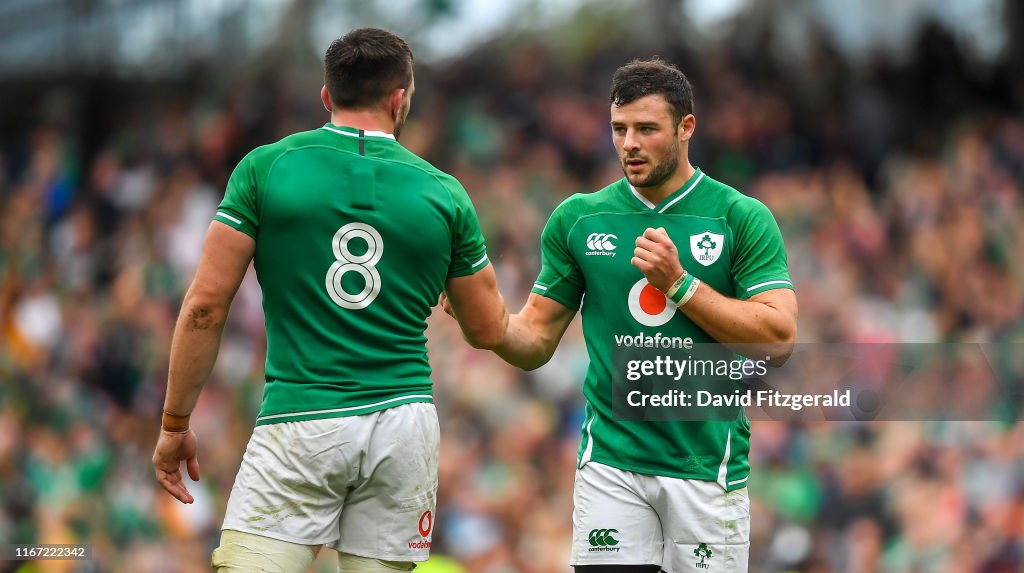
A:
[628, 278, 676, 327]
[418, 510, 433, 538]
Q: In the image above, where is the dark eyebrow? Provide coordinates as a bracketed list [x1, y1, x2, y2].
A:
[609, 121, 660, 128]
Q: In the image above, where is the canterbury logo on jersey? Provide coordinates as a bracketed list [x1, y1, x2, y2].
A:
[585, 233, 617, 256]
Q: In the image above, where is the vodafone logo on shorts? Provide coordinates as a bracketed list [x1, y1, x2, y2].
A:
[628, 278, 676, 327]
[409, 510, 433, 550]
[418, 510, 433, 538]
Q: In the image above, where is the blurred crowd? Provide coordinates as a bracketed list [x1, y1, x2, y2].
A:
[2, 17, 1023, 573]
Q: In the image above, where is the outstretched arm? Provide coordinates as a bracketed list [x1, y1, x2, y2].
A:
[442, 292, 576, 371]
[633, 228, 797, 364]
[444, 265, 509, 349]
[153, 221, 254, 503]
[493, 294, 577, 370]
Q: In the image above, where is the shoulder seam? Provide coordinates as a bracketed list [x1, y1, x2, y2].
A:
[563, 210, 631, 243]
[556, 182, 628, 247]
[262, 143, 456, 198]
[263, 142, 448, 178]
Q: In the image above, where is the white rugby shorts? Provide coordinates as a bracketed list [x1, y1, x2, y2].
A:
[571, 461, 750, 572]
[221, 402, 439, 561]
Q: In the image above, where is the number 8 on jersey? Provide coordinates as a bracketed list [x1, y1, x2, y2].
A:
[326, 222, 384, 309]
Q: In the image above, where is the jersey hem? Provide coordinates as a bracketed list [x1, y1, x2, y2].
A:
[255, 395, 434, 426]
[447, 255, 490, 278]
[739, 281, 794, 300]
[531, 286, 580, 311]
[582, 454, 750, 492]
[213, 213, 257, 238]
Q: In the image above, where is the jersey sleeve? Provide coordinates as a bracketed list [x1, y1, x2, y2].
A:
[531, 199, 585, 310]
[730, 198, 794, 299]
[446, 183, 490, 278]
[215, 152, 260, 238]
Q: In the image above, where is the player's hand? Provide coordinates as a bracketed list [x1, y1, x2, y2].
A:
[152, 428, 200, 504]
[632, 227, 685, 292]
[438, 292, 456, 319]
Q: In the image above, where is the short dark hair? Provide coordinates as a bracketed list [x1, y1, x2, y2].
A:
[609, 58, 694, 126]
[324, 28, 414, 109]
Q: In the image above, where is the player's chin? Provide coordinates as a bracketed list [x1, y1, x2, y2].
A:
[624, 174, 643, 186]
[625, 172, 654, 187]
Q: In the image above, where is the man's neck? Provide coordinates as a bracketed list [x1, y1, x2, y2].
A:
[329, 110, 395, 134]
[635, 162, 697, 205]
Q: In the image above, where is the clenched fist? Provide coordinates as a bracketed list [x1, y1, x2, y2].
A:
[631, 227, 685, 292]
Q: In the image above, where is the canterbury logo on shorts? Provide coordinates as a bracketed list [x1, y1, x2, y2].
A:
[588, 528, 620, 548]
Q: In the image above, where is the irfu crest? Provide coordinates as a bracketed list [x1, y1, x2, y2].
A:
[689, 232, 724, 266]
[694, 543, 713, 569]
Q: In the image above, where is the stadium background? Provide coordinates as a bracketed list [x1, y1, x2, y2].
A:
[1, 0, 1023, 571]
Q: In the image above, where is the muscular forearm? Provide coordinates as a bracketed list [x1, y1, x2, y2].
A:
[464, 298, 509, 350]
[163, 297, 229, 421]
[493, 314, 559, 371]
[681, 283, 796, 364]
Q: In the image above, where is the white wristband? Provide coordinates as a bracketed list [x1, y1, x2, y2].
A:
[677, 277, 701, 307]
[664, 271, 687, 300]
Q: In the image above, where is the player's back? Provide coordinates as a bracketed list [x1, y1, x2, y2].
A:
[215, 124, 488, 425]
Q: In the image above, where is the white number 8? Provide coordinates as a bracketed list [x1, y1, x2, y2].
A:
[326, 222, 383, 309]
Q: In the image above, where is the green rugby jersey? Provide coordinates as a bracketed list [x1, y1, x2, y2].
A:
[532, 168, 792, 490]
[215, 124, 489, 426]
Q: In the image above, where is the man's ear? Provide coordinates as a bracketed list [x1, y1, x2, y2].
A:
[388, 88, 406, 119]
[679, 114, 696, 142]
[321, 86, 332, 113]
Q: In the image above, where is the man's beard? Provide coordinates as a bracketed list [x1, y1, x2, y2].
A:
[393, 102, 410, 140]
[623, 139, 680, 188]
